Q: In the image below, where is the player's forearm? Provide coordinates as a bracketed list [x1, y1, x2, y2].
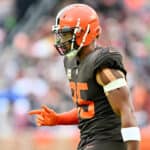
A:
[121, 106, 137, 128]
[127, 141, 140, 150]
[121, 110, 141, 150]
[57, 108, 79, 125]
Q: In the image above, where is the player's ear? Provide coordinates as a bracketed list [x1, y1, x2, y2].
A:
[96, 35, 99, 39]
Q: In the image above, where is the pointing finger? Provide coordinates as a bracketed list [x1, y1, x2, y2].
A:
[28, 110, 41, 115]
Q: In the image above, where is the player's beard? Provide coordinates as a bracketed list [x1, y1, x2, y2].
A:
[54, 40, 72, 55]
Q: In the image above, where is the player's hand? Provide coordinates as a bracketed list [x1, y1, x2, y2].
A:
[28, 105, 59, 126]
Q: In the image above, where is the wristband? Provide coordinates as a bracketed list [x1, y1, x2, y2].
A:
[121, 127, 141, 142]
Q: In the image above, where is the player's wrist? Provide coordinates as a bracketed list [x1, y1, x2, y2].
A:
[56, 108, 78, 125]
[55, 113, 62, 125]
[121, 127, 141, 142]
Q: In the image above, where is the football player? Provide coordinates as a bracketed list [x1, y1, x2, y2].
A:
[29, 4, 141, 150]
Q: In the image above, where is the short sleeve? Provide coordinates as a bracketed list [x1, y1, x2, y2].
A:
[94, 47, 127, 75]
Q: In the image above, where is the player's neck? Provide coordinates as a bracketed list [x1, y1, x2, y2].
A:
[78, 42, 96, 61]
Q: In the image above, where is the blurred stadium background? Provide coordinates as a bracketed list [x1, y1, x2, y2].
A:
[0, 0, 150, 150]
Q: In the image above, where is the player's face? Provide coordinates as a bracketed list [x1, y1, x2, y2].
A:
[54, 32, 73, 55]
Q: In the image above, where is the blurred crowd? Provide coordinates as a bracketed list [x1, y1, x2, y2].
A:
[0, 0, 150, 139]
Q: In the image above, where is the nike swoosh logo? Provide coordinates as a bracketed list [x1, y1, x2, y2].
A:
[85, 145, 94, 150]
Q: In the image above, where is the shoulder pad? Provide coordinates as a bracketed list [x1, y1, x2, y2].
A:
[94, 47, 127, 75]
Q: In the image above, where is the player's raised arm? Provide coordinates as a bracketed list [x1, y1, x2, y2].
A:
[28, 105, 78, 126]
[96, 68, 141, 150]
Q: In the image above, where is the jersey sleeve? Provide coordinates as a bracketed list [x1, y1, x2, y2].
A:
[94, 47, 127, 75]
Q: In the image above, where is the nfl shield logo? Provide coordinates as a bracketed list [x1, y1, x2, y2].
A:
[67, 69, 72, 79]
